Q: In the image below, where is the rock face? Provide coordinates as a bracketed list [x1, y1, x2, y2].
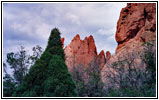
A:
[97, 50, 106, 70]
[115, 3, 156, 53]
[64, 34, 106, 71]
[101, 3, 156, 88]
[106, 51, 111, 60]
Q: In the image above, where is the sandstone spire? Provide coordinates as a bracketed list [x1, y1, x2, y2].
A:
[64, 34, 105, 71]
[106, 51, 111, 60]
[97, 50, 106, 70]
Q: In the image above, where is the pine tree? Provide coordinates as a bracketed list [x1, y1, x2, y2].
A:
[13, 28, 78, 97]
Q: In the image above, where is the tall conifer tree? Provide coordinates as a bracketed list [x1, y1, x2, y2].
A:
[13, 28, 78, 97]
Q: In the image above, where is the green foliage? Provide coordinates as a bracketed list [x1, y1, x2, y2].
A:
[105, 88, 142, 97]
[105, 41, 156, 97]
[13, 28, 78, 97]
[141, 41, 156, 84]
[85, 61, 104, 97]
[29, 45, 43, 65]
[71, 60, 104, 97]
[43, 55, 78, 97]
[3, 62, 7, 74]
[6, 46, 29, 84]
[106, 84, 156, 97]
[141, 41, 156, 97]
[47, 46, 65, 60]
[46, 28, 62, 51]
[3, 45, 43, 97]
[3, 74, 16, 97]
[70, 64, 86, 97]
[4, 45, 43, 85]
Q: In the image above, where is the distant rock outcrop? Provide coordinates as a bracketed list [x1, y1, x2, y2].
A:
[63, 34, 106, 71]
[106, 51, 111, 60]
[97, 50, 106, 70]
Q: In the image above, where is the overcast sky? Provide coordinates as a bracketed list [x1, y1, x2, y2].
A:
[3, 3, 127, 60]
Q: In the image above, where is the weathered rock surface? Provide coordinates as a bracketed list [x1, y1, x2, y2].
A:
[101, 3, 156, 88]
[97, 50, 106, 70]
[106, 51, 111, 60]
[64, 34, 106, 71]
[115, 3, 156, 53]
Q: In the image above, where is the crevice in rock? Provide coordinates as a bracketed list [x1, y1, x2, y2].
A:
[150, 24, 156, 32]
[118, 38, 127, 45]
[127, 27, 140, 39]
[118, 27, 140, 45]
[150, 28, 155, 32]
[141, 37, 145, 42]
[144, 8, 148, 19]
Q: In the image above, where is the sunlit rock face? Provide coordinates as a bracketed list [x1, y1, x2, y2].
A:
[101, 3, 156, 88]
[115, 3, 156, 53]
[62, 34, 106, 71]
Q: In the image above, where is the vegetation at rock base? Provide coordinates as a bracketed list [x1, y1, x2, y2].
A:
[70, 41, 156, 97]
[85, 60, 104, 97]
[70, 60, 104, 97]
[103, 41, 156, 97]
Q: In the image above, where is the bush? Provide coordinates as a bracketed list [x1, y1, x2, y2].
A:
[70, 60, 104, 97]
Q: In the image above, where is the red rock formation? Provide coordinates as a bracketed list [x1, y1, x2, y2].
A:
[97, 50, 106, 70]
[106, 51, 111, 60]
[64, 34, 105, 71]
[101, 3, 156, 87]
[115, 3, 156, 53]
[61, 37, 65, 48]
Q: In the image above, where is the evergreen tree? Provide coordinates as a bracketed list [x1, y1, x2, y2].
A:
[13, 28, 78, 97]
[43, 55, 78, 96]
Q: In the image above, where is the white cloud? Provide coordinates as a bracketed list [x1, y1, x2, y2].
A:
[97, 27, 116, 36]
[66, 13, 81, 25]
[3, 3, 127, 56]
[34, 23, 52, 39]
[3, 11, 15, 20]
[11, 22, 32, 35]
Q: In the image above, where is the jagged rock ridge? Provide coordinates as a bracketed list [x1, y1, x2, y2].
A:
[62, 34, 110, 71]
